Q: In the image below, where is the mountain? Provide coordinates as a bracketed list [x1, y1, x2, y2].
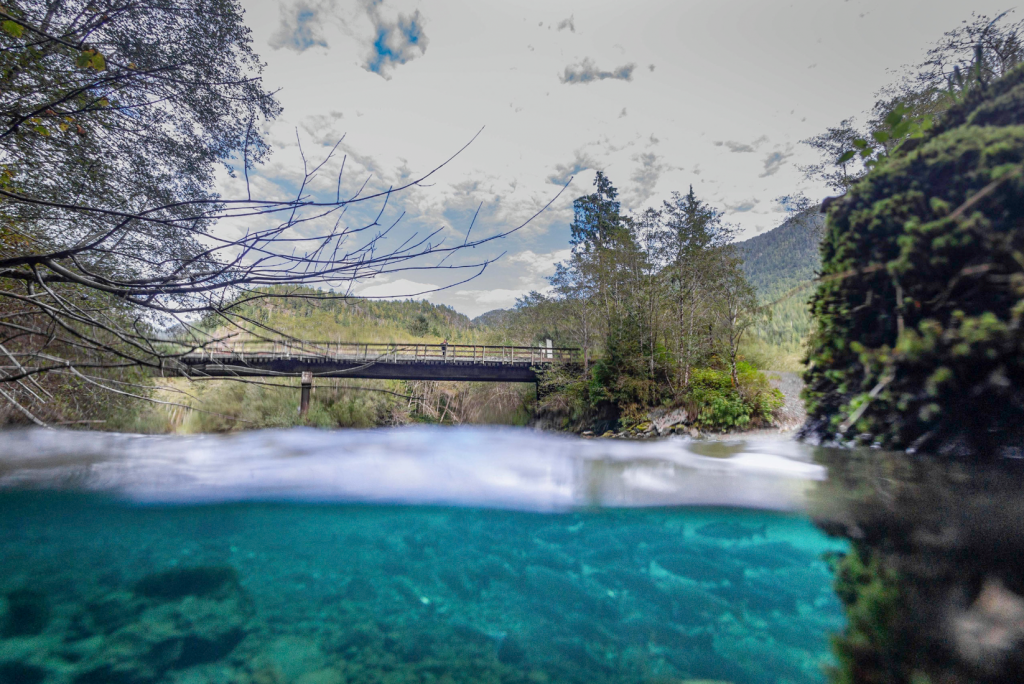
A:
[735, 210, 824, 347]
[736, 210, 823, 299]
[213, 286, 481, 343]
[471, 309, 510, 328]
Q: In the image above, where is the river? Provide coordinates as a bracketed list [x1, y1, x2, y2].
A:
[0, 426, 1014, 683]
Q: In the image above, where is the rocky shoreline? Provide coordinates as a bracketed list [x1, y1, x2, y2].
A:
[578, 371, 806, 441]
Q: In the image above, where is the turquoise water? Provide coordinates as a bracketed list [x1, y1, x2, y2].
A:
[0, 428, 847, 684]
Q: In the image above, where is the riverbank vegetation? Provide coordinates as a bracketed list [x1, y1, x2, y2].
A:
[498, 174, 785, 433]
[800, 13, 1024, 458]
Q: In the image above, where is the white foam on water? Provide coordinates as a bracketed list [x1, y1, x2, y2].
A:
[0, 426, 825, 511]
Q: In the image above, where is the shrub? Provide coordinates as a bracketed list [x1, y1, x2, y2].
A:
[684, 362, 783, 430]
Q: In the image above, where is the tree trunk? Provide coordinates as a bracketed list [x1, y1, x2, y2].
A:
[684, 294, 697, 388]
[730, 342, 739, 387]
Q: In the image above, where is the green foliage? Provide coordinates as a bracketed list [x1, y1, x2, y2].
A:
[840, 103, 938, 174]
[799, 120, 867, 193]
[1, 19, 22, 38]
[537, 358, 782, 433]
[825, 546, 903, 684]
[535, 365, 593, 429]
[146, 378, 407, 433]
[510, 173, 778, 431]
[569, 170, 627, 252]
[684, 363, 783, 430]
[587, 315, 670, 409]
[803, 64, 1024, 454]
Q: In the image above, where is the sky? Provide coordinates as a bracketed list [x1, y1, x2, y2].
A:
[225, 0, 1010, 317]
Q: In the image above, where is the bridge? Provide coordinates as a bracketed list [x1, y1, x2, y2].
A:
[167, 340, 580, 414]
[168, 340, 580, 383]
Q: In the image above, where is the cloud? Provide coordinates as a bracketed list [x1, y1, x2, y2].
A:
[559, 58, 635, 85]
[446, 248, 572, 314]
[724, 197, 760, 213]
[547, 149, 599, 185]
[508, 249, 572, 278]
[362, 0, 428, 80]
[630, 152, 669, 205]
[300, 111, 345, 145]
[556, 15, 575, 32]
[354, 277, 438, 299]
[450, 288, 528, 308]
[269, 0, 333, 52]
[712, 135, 769, 153]
[759, 149, 793, 177]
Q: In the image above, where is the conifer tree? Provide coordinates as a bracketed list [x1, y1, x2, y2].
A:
[660, 186, 733, 389]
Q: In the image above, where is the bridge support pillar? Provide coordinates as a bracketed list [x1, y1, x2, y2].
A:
[300, 371, 313, 417]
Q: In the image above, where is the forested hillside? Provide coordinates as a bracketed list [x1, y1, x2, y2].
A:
[736, 211, 823, 297]
[735, 211, 823, 347]
[211, 287, 482, 343]
[471, 309, 511, 329]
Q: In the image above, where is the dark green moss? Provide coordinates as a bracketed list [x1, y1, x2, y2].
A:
[825, 547, 905, 684]
[803, 64, 1024, 456]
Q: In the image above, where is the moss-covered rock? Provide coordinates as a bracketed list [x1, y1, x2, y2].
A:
[812, 448, 1024, 683]
[802, 64, 1024, 456]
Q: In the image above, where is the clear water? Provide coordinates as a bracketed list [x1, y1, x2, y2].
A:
[0, 427, 847, 684]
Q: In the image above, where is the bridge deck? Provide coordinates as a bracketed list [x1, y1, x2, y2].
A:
[168, 341, 579, 383]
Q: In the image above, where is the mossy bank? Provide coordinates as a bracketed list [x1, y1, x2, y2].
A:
[802, 64, 1024, 458]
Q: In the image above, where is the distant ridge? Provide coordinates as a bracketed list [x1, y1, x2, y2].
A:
[735, 210, 824, 346]
[472, 309, 510, 329]
[735, 211, 823, 300]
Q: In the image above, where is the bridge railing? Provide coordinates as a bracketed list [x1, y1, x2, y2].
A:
[177, 340, 581, 365]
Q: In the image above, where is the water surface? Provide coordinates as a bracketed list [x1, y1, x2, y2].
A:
[0, 427, 846, 684]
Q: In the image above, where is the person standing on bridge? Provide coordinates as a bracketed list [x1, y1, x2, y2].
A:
[441, 338, 448, 362]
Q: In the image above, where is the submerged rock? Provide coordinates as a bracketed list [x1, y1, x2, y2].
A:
[0, 566, 257, 684]
[133, 566, 242, 601]
[258, 636, 329, 684]
[81, 591, 141, 635]
[949, 576, 1024, 676]
[1, 589, 49, 638]
[0, 661, 47, 684]
[652, 553, 743, 585]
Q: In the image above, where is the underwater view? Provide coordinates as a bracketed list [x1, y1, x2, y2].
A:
[0, 428, 846, 684]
